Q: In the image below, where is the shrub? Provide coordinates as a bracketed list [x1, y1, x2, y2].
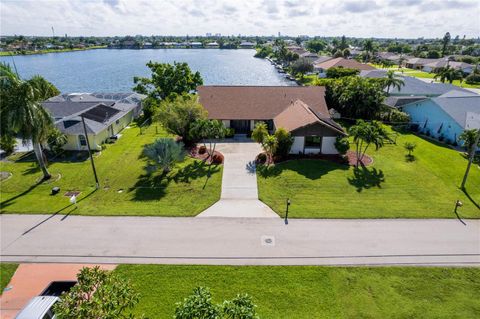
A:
[274, 128, 293, 157]
[465, 73, 480, 84]
[256, 153, 267, 164]
[211, 153, 224, 164]
[334, 136, 350, 155]
[0, 135, 16, 155]
[389, 109, 410, 123]
[225, 128, 235, 138]
[47, 128, 68, 155]
[198, 145, 207, 154]
[143, 138, 186, 174]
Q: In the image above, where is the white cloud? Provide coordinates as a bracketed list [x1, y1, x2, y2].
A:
[0, 0, 478, 38]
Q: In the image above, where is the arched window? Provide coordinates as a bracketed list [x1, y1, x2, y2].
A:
[79, 135, 87, 146]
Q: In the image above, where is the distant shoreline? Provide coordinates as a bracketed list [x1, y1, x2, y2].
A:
[0, 45, 107, 57]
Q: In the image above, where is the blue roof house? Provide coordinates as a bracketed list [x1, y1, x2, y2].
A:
[399, 91, 480, 145]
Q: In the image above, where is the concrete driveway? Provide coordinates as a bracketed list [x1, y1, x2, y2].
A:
[197, 141, 279, 218]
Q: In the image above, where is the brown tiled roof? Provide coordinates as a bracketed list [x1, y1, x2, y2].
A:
[314, 57, 376, 71]
[197, 86, 329, 120]
[274, 100, 345, 135]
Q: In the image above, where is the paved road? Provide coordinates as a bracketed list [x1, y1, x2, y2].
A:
[198, 141, 278, 218]
[1, 214, 479, 266]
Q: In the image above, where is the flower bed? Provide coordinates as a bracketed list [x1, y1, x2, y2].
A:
[189, 146, 224, 164]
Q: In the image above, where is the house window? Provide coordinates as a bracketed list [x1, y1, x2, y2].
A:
[79, 134, 87, 146]
[305, 136, 322, 148]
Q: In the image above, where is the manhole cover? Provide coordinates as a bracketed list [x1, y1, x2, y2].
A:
[261, 235, 275, 246]
[64, 191, 81, 197]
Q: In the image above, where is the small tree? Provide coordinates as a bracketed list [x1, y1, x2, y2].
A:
[349, 120, 389, 166]
[53, 266, 140, 319]
[274, 128, 293, 158]
[0, 134, 16, 155]
[190, 119, 226, 160]
[459, 129, 480, 189]
[47, 127, 68, 155]
[223, 294, 259, 319]
[144, 138, 186, 174]
[290, 58, 313, 79]
[334, 136, 350, 156]
[251, 122, 269, 144]
[252, 123, 277, 164]
[404, 142, 417, 161]
[383, 70, 405, 95]
[154, 94, 207, 145]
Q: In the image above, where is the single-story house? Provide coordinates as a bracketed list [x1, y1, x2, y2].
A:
[314, 57, 375, 77]
[299, 51, 319, 63]
[399, 90, 480, 144]
[422, 60, 474, 74]
[207, 42, 219, 48]
[286, 46, 308, 56]
[404, 58, 439, 70]
[240, 41, 256, 48]
[359, 69, 388, 78]
[43, 92, 145, 151]
[387, 76, 471, 98]
[197, 86, 346, 154]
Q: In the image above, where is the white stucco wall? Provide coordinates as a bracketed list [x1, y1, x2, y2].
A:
[290, 136, 304, 154]
[222, 120, 230, 128]
[321, 136, 339, 154]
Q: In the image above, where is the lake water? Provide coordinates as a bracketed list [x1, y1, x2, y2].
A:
[0, 49, 294, 92]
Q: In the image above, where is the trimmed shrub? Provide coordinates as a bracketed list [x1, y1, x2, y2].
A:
[198, 145, 207, 154]
[0, 135, 16, 155]
[225, 128, 235, 138]
[211, 153, 224, 164]
[465, 73, 480, 85]
[334, 136, 350, 155]
[274, 128, 293, 157]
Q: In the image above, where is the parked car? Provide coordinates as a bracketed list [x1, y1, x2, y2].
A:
[15, 281, 76, 319]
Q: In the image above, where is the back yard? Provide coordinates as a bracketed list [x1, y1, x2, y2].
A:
[116, 265, 480, 319]
[257, 128, 480, 218]
[0, 124, 222, 216]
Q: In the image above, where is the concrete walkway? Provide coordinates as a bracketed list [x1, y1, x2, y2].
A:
[1, 214, 479, 266]
[198, 141, 279, 218]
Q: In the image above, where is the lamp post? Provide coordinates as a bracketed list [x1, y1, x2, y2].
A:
[81, 115, 100, 189]
[454, 199, 463, 214]
[285, 198, 291, 225]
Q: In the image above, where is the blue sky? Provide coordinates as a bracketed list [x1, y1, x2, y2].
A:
[1, 0, 479, 38]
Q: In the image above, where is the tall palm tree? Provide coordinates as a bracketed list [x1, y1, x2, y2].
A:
[434, 66, 462, 84]
[384, 70, 405, 95]
[0, 63, 59, 180]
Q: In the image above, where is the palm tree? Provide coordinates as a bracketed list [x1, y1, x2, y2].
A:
[459, 129, 480, 189]
[363, 39, 374, 62]
[384, 70, 405, 95]
[0, 63, 59, 180]
[434, 66, 462, 84]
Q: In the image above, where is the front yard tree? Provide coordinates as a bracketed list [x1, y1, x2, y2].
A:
[325, 76, 385, 120]
[349, 120, 389, 166]
[290, 58, 313, 79]
[190, 119, 226, 160]
[0, 63, 59, 180]
[53, 266, 141, 319]
[144, 138, 186, 174]
[155, 94, 207, 145]
[274, 128, 293, 158]
[133, 61, 203, 101]
[459, 129, 480, 189]
[252, 122, 277, 164]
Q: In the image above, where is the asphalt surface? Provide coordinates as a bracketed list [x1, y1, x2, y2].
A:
[1, 214, 479, 266]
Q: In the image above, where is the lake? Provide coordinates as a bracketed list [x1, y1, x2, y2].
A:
[0, 49, 294, 92]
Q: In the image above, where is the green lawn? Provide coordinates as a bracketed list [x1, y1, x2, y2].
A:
[115, 265, 480, 319]
[401, 69, 480, 89]
[258, 129, 480, 218]
[0, 124, 222, 216]
[1, 263, 18, 293]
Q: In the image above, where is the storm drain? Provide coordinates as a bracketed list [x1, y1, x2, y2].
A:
[261, 235, 275, 246]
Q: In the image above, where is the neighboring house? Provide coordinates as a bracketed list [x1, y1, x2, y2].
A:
[207, 42, 219, 48]
[404, 57, 439, 70]
[43, 93, 145, 151]
[399, 90, 480, 144]
[387, 76, 471, 97]
[314, 57, 375, 77]
[240, 41, 256, 48]
[299, 51, 319, 62]
[190, 42, 203, 48]
[197, 86, 345, 154]
[313, 56, 333, 65]
[287, 46, 308, 56]
[422, 60, 474, 74]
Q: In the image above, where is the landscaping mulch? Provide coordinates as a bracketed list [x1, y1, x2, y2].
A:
[189, 146, 224, 164]
[256, 151, 372, 167]
[346, 150, 373, 166]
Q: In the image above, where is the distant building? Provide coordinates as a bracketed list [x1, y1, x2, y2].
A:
[314, 57, 375, 77]
[207, 42, 219, 48]
[240, 41, 256, 48]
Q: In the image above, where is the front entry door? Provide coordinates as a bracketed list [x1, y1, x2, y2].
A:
[230, 120, 251, 134]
